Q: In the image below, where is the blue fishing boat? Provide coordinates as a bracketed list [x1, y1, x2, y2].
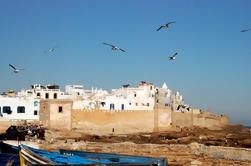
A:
[20, 144, 166, 165]
[20, 144, 114, 165]
[59, 149, 167, 166]
[0, 141, 20, 166]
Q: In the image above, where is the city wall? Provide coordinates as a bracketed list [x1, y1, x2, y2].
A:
[171, 110, 228, 129]
[72, 109, 172, 134]
[71, 108, 228, 134]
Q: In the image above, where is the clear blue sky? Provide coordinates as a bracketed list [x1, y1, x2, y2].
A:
[0, 0, 250, 125]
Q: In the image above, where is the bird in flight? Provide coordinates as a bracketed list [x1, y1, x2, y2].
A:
[103, 43, 126, 52]
[240, 28, 251, 32]
[44, 46, 59, 54]
[157, 21, 176, 31]
[9, 64, 25, 73]
[169, 52, 178, 61]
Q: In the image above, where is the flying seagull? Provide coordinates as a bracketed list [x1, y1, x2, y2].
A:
[103, 43, 126, 52]
[169, 52, 178, 61]
[157, 21, 176, 31]
[9, 64, 25, 73]
[240, 28, 251, 32]
[44, 46, 59, 54]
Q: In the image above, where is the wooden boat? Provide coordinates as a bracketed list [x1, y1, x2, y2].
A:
[59, 149, 167, 166]
[20, 144, 164, 165]
[0, 141, 20, 154]
[19, 144, 112, 165]
[0, 141, 20, 166]
[19, 144, 166, 165]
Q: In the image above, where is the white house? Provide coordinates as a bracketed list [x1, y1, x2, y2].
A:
[99, 81, 156, 111]
[18, 84, 65, 100]
[0, 96, 40, 120]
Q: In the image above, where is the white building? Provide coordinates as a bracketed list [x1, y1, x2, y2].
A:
[18, 84, 65, 100]
[0, 81, 186, 120]
[99, 82, 156, 111]
[0, 96, 40, 120]
[65, 85, 109, 110]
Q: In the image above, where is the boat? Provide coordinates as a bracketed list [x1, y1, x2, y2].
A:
[0, 141, 20, 166]
[19, 144, 166, 165]
[59, 149, 166, 166]
[19, 145, 165, 166]
[20, 144, 113, 165]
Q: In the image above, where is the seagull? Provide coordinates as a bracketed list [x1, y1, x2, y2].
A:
[9, 64, 25, 73]
[103, 43, 126, 52]
[240, 28, 251, 32]
[157, 21, 176, 31]
[44, 46, 59, 54]
[169, 52, 178, 60]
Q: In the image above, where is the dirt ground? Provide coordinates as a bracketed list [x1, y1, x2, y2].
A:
[37, 124, 251, 165]
[44, 125, 251, 149]
[1, 124, 251, 165]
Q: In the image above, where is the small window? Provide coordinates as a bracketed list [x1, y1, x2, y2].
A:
[110, 104, 115, 110]
[147, 103, 150, 107]
[129, 102, 131, 105]
[135, 103, 138, 106]
[58, 106, 63, 113]
[34, 101, 38, 107]
[3, 106, 12, 114]
[45, 93, 49, 99]
[165, 103, 169, 107]
[17, 106, 25, 113]
[37, 93, 41, 97]
[134, 94, 136, 97]
[34, 110, 38, 115]
[53, 93, 57, 99]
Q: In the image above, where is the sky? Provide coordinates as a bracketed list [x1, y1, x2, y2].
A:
[0, 0, 250, 125]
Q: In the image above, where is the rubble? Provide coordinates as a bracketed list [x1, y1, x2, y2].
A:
[2, 123, 45, 141]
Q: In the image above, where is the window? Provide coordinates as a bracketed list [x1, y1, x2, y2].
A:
[3, 106, 12, 114]
[134, 94, 137, 97]
[165, 103, 169, 107]
[34, 110, 38, 115]
[0, 107, 2, 117]
[37, 93, 41, 97]
[147, 103, 150, 107]
[110, 104, 115, 110]
[34, 101, 38, 107]
[17, 106, 25, 113]
[135, 103, 138, 106]
[58, 106, 63, 113]
[121, 104, 125, 110]
[53, 93, 57, 99]
[45, 93, 49, 99]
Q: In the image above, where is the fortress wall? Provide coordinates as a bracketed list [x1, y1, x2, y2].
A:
[193, 113, 229, 129]
[72, 109, 172, 135]
[171, 111, 228, 129]
[40, 100, 72, 130]
[171, 111, 193, 127]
